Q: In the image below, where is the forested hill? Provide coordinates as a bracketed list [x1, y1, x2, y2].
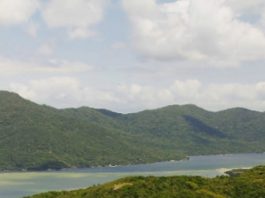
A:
[0, 91, 265, 171]
[26, 166, 265, 198]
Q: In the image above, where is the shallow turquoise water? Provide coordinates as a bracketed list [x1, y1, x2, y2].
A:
[1, 153, 265, 198]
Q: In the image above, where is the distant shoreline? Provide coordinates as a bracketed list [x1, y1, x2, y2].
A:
[1, 152, 264, 173]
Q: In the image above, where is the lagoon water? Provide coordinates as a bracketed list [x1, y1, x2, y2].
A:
[1, 153, 265, 198]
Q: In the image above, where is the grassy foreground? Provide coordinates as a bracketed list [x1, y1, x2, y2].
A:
[26, 166, 265, 198]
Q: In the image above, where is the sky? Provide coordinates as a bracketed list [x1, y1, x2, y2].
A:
[1, 0, 265, 113]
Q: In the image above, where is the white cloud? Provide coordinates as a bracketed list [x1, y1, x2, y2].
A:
[0, 0, 39, 25]
[116, 80, 265, 112]
[255, 82, 265, 100]
[10, 77, 81, 107]
[123, 0, 265, 66]
[10, 77, 121, 108]
[170, 80, 202, 99]
[9, 78, 265, 113]
[117, 84, 175, 109]
[227, 0, 265, 13]
[69, 28, 96, 39]
[0, 57, 92, 75]
[42, 0, 109, 39]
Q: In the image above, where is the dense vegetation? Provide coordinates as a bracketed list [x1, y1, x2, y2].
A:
[0, 91, 265, 171]
[26, 166, 265, 198]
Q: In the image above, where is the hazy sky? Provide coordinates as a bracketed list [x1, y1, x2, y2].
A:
[1, 0, 265, 113]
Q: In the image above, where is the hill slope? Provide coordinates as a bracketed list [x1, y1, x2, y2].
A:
[0, 91, 265, 170]
[0, 91, 181, 170]
[26, 166, 265, 198]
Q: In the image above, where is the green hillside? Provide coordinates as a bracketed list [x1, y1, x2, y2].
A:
[26, 166, 265, 198]
[0, 91, 181, 170]
[0, 91, 265, 171]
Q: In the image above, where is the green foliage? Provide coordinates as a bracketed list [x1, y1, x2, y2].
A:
[26, 166, 265, 198]
[0, 91, 265, 170]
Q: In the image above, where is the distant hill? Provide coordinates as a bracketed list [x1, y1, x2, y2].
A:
[0, 91, 265, 171]
[26, 166, 265, 198]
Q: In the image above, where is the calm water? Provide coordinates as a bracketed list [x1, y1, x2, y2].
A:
[1, 153, 265, 198]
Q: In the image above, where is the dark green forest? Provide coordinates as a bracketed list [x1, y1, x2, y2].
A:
[1, 91, 265, 170]
[26, 166, 265, 198]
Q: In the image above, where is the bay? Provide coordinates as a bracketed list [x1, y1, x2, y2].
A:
[1, 153, 265, 198]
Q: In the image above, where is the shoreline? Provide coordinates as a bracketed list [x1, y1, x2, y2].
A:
[1, 152, 264, 174]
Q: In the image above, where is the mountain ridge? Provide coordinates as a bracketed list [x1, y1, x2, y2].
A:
[1, 90, 264, 114]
